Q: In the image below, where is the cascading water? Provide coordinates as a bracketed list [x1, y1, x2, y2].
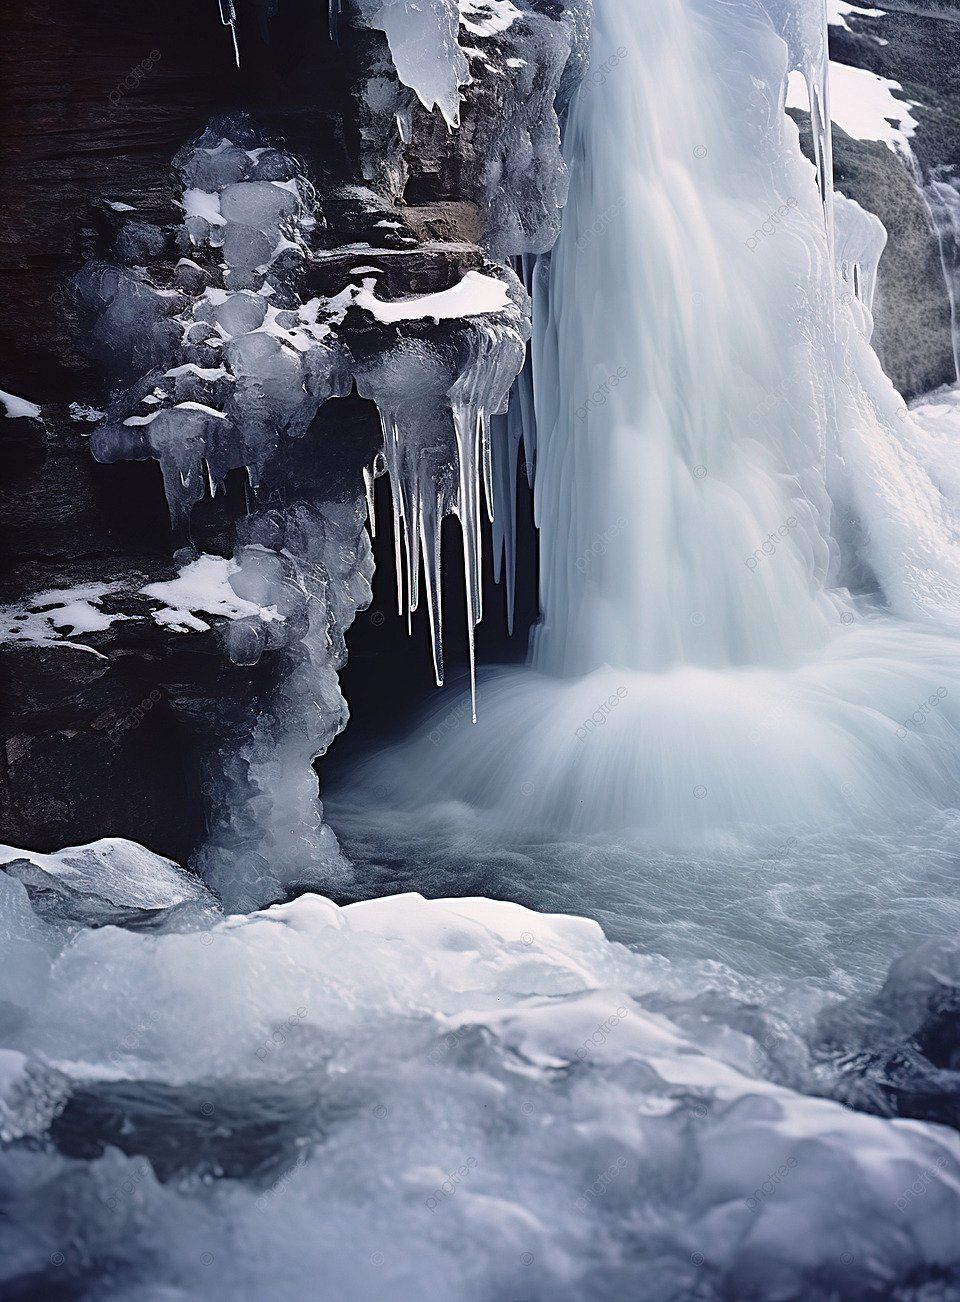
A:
[926, 173, 960, 382]
[351, 0, 960, 843]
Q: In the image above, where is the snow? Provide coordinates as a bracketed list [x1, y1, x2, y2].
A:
[459, 0, 521, 39]
[141, 553, 283, 633]
[787, 61, 918, 151]
[827, 0, 885, 31]
[182, 187, 226, 226]
[105, 200, 136, 212]
[0, 387, 41, 420]
[163, 363, 228, 381]
[352, 269, 513, 323]
[174, 400, 227, 419]
[0, 582, 127, 652]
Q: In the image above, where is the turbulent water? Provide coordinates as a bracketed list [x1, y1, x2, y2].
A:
[5, 0, 960, 1299]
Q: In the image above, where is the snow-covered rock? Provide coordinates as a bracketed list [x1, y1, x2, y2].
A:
[0, 837, 215, 927]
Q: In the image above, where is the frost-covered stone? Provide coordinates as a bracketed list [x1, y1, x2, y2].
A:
[0, 838, 215, 928]
[355, 0, 591, 258]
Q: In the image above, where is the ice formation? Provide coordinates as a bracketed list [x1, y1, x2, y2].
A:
[0, 839, 215, 928]
[833, 189, 886, 330]
[355, 0, 590, 259]
[358, 0, 472, 128]
[70, 107, 536, 899]
[3, 844, 960, 1299]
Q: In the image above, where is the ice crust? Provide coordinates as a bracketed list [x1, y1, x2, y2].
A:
[1, 848, 960, 1299]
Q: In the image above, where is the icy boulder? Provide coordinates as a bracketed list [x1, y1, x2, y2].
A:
[85, 118, 338, 526]
[194, 501, 374, 912]
[0, 838, 216, 928]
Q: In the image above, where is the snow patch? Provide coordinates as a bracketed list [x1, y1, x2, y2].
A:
[352, 270, 513, 323]
[141, 553, 283, 633]
[787, 61, 918, 152]
[0, 388, 41, 420]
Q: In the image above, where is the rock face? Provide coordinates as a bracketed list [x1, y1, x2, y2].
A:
[796, 116, 956, 400]
[795, 0, 960, 398]
[0, 0, 586, 904]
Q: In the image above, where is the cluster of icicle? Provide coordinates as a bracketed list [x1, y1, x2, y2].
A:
[193, 0, 592, 704]
[80, 115, 530, 715]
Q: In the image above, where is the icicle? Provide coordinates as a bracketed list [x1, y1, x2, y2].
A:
[363, 465, 377, 537]
[420, 487, 445, 687]
[205, 459, 217, 499]
[518, 254, 539, 486]
[395, 106, 414, 146]
[452, 401, 484, 722]
[490, 397, 522, 634]
[328, 0, 341, 45]
[218, 0, 241, 66]
[481, 415, 495, 525]
[805, 64, 835, 255]
[387, 424, 405, 618]
[405, 467, 422, 616]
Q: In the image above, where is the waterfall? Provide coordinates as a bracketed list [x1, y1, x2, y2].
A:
[530, 0, 842, 678]
[926, 174, 960, 382]
[355, 0, 960, 843]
